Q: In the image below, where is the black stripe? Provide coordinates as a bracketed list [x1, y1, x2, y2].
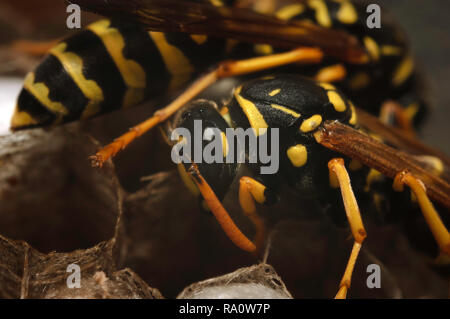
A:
[163, 32, 227, 70]
[64, 29, 127, 115]
[108, 20, 172, 96]
[34, 55, 88, 122]
[16, 88, 56, 127]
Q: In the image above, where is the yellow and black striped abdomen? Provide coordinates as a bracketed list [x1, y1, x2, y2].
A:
[11, 19, 228, 130]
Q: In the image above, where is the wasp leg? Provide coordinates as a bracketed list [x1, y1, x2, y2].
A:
[188, 163, 257, 253]
[379, 100, 416, 137]
[328, 158, 367, 299]
[90, 47, 323, 167]
[393, 171, 450, 256]
[314, 64, 347, 83]
[10, 39, 59, 56]
[239, 176, 270, 255]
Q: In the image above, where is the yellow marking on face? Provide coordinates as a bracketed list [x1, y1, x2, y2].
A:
[308, 0, 332, 27]
[149, 31, 195, 91]
[319, 82, 336, 91]
[254, 44, 273, 55]
[10, 105, 38, 129]
[364, 169, 382, 192]
[363, 36, 380, 61]
[234, 88, 268, 136]
[327, 91, 347, 112]
[381, 45, 403, 56]
[23, 72, 68, 118]
[300, 114, 322, 133]
[349, 72, 371, 90]
[271, 104, 301, 118]
[392, 55, 414, 87]
[287, 144, 308, 167]
[276, 4, 305, 20]
[269, 89, 281, 96]
[177, 163, 200, 196]
[88, 20, 146, 109]
[349, 102, 358, 125]
[337, 1, 358, 24]
[221, 132, 229, 157]
[190, 34, 208, 45]
[349, 159, 363, 171]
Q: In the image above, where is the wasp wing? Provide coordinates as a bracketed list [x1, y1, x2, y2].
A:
[68, 0, 365, 63]
[356, 109, 450, 167]
[317, 119, 450, 211]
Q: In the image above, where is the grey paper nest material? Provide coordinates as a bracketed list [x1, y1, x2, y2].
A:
[0, 126, 162, 299]
[177, 264, 293, 299]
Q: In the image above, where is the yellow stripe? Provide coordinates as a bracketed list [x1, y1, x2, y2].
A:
[88, 20, 146, 109]
[319, 82, 336, 91]
[327, 91, 347, 112]
[392, 55, 414, 87]
[23, 72, 67, 122]
[276, 4, 305, 21]
[10, 104, 38, 128]
[271, 104, 301, 118]
[269, 89, 281, 96]
[149, 31, 195, 91]
[405, 102, 419, 120]
[50, 42, 104, 119]
[337, 1, 358, 24]
[349, 102, 358, 125]
[308, 0, 332, 27]
[234, 86, 268, 136]
[363, 36, 380, 61]
[381, 45, 403, 56]
[210, 0, 224, 6]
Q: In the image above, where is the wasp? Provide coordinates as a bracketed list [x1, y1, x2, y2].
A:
[8, 0, 450, 298]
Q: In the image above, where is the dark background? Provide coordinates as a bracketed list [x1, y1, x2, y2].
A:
[378, 0, 450, 153]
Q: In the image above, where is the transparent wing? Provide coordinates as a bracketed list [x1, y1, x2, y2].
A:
[69, 0, 366, 63]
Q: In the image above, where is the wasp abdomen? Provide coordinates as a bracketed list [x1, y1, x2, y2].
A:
[11, 19, 227, 130]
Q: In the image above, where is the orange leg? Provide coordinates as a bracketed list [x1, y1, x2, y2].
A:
[393, 171, 450, 256]
[239, 176, 269, 255]
[329, 158, 367, 299]
[90, 47, 323, 167]
[187, 164, 256, 253]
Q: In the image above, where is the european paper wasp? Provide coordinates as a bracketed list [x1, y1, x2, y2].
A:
[8, 0, 450, 298]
